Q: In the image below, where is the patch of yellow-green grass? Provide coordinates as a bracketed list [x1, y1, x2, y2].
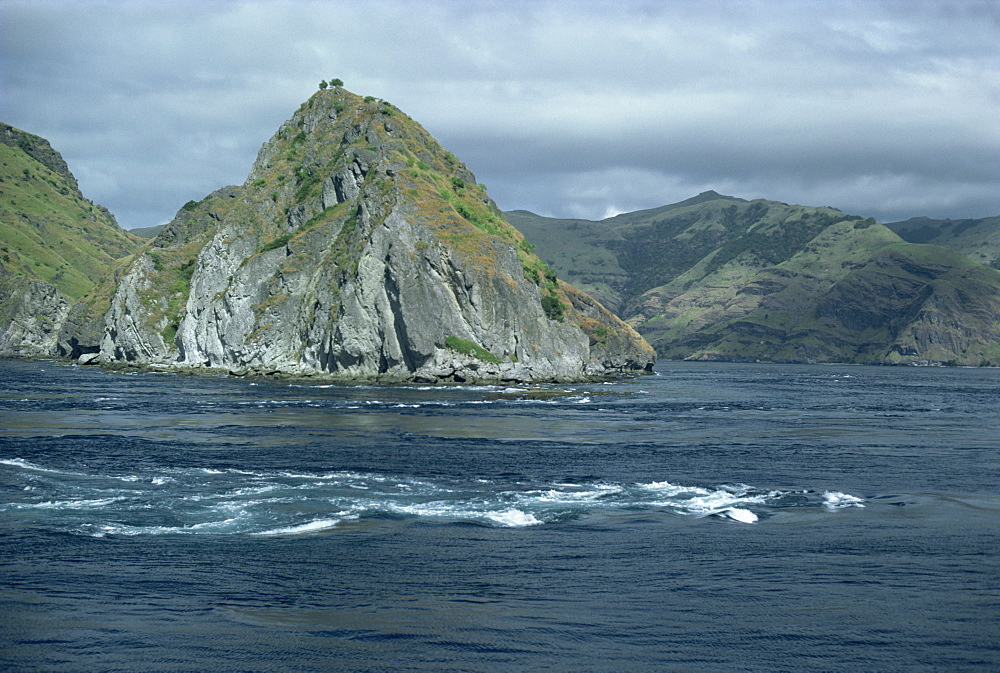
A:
[0, 143, 139, 299]
[444, 335, 502, 363]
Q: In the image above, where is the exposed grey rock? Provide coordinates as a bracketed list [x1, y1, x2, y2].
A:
[95, 89, 655, 381]
[56, 302, 104, 359]
[0, 265, 72, 356]
[94, 90, 653, 382]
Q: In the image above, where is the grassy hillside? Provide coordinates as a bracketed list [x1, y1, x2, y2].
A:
[886, 215, 1000, 269]
[511, 192, 868, 312]
[506, 210, 627, 313]
[510, 194, 1000, 365]
[0, 124, 140, 300]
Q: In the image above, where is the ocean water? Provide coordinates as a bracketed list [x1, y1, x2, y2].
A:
[1, 359, 997, 672]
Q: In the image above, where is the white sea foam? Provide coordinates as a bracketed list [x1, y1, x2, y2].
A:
[645, 480, 703, 492]
[89, 512, 252, 537]
[378, 500, 543, 527]
[823, 491, 865, 510]
[256, 518, 346, 536]
[6, 456, 865, 534]
[638, 481, 766, 523]
[524, 484, 622, 504]
[716, 507, 759, 524]
[12, 497, 126, 510]
[1, 458, 66, 473]
[485, 508, 542, 527]
[224, 484, 282, 497]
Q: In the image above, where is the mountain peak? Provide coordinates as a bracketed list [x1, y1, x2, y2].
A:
[672, 190, 744, 208]
[90, 90, 654, 381]
[1, 123, 77, 190]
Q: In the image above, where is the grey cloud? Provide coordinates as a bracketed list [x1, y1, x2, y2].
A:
[0, 0, 996, 228]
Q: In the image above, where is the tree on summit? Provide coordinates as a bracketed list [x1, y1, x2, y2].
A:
[330, 78, 344, 87]
[319, 80, 328, 90]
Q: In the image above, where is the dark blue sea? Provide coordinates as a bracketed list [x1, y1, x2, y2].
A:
[1, 359, 998, 672]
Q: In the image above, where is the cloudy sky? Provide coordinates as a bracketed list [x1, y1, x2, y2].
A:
[2, 0, 997, 230]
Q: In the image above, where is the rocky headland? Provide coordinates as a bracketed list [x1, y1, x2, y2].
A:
[11, 88, 654, 382]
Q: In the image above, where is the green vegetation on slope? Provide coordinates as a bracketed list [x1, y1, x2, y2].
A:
[509, 193, 863, 314]
[230, 87, 563, 297]
[129, 224, 165, 239]
[444, 335, 502, 363]
[886, 215, 1000, 269]
[0, 125, 139, 300]
[510, 194, 1000, 365]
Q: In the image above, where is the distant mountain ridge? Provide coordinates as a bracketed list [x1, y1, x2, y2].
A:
[510, 194, 1000, 366]
[129, 224, 165, 239]
[886, 216, 1000, 269]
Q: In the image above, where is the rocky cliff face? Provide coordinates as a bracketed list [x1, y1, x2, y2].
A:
[97, 89, 653, 381]
[0, 266, 71, 356]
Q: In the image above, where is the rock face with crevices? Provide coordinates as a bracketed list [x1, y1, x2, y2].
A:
[97, 88, 654, 381]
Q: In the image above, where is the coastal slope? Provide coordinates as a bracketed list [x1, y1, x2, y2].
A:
[511, 193, 1000, 365]
[0, 123, 140, 357]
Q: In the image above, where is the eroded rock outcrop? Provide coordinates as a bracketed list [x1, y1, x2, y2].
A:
[97, 88, 654, 381]
[0, 266, 72, 356]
